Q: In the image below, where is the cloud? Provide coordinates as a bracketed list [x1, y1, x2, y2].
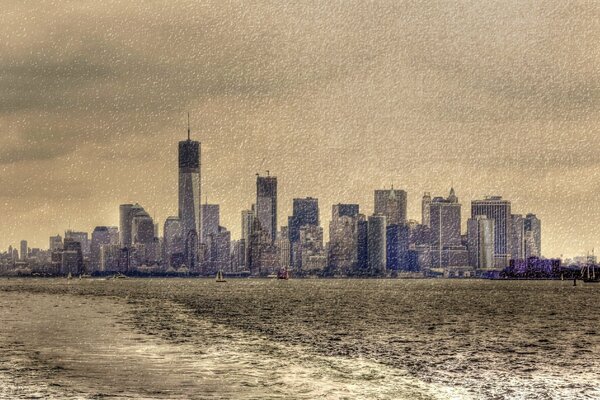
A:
[0, 143, 75, 165]
[0, 125, 80, 164]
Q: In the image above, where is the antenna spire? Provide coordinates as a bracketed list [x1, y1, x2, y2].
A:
[187, 112, 190, 140]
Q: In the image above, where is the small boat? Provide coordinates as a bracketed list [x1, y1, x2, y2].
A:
[216, 270, 226, 282]
[113, 273, 127, 279]
[277, 267, 290, 280]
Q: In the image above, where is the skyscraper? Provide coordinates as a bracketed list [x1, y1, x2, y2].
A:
[107, 227, 119, 245]
[231, 240, 244, 272]
[240, 207, 255, 268]
[509, 214, 525, 260]
[256, 175, 277, 242]
[241, 207, 256, 244]
[20, 240, 27, 260]
[422, 192, 432, 227]
[288, 197, 320, 244]
[429, 190, 462, 248]
[49, 235, 63, 251]
[119, 204, 133, 247]
[386, 224, 401, 272]
[467, 215, 495, 270]
[132, 209, 156, 264]
[248, 217, 278, 275]
[119, 203, 143, 248]
[163, 216, 182, 268]
[374, 187, 407, 225]
[132, 211, 154, 244]
[206, 226, 231, 273]
[179, 122, 201, 268]
[356, 218, 369, 273]
[471, 196, 512, 269]
[332, 203, 359, 219]
[297, 225, 325, 273]
[429, 189, 463, 268]
[99, 244, 125, 273]
[90, 227, 111, 272]
[65, 230, 89, 257]
[201, 204, 220, 244]
[328, 204, 361, 274]
[524, 213, 541, 257]
[367, 214, 387, 276]
[277, 226, 291, 269]
[61, 238, 84, 275]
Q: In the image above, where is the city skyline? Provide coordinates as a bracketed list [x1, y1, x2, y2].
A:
[3, 1, 600, 258]
[0, 127, 580, 259]
[0, 126, 572, 259]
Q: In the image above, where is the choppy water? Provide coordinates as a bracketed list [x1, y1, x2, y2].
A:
[0, 278, 599, 399]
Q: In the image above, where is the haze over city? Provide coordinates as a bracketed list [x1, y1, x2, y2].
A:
[3, 1, 600, 258]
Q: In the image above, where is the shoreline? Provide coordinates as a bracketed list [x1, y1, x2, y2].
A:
[0, 275, 585, 281]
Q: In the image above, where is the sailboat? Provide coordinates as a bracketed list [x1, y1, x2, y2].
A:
[216, 270, 226, 282]
[581, 264, 600, 283]
[67, 272, 72, 280]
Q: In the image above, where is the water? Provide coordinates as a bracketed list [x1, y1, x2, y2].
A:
[0, 278, 598, 399]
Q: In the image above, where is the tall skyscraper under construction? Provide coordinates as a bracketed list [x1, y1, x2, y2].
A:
[179, 117, 201, 269]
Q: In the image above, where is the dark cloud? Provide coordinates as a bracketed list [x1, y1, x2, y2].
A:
[0, 126, 79, 164]
[0, 144, 75, 165]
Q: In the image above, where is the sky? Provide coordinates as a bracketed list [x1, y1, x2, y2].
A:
[2, 1, 600, 258]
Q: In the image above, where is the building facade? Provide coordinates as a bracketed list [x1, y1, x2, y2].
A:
[163, 216, 182, 268]
[471, 196, 512, 269]
[429, 189, 463, 268]
[132, 209, 156, 264]
[524, 213, 541, 257]
[374, 188, 407, 225]
[20, 240, 27, 260]
[65, 231, 89, 257]
[421, 192, 432, 227]
[288, 197, 319, 245]
[256, 175, 277, 243]
[467, 215, 495, 270]
[90, 227, 111, 272]
[328, 204, 361, 274]
[201, 204, 220, 245]
[367, 214, 387, 276]
[509, 214, 525, 260]
[49, 235, 63, 252]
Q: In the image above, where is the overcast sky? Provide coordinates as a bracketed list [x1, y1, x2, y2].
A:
[2, 1, 600, 258]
